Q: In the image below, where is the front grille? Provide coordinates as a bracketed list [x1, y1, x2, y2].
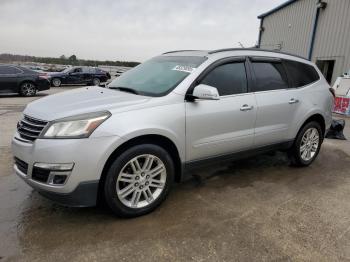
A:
[14, 157, 28, 175]
[32, 167, 50, 183]
[17, 115, 48, 141]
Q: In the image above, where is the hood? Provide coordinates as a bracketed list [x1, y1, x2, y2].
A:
[24, 86, 151, 121]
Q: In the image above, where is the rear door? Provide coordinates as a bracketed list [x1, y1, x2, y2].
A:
[249, 57, 300, 146]
[82, 67, 93, 84]
[185, 58, 257, 161]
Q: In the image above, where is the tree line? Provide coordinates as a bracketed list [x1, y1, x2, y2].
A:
[0, 53, 140, 67]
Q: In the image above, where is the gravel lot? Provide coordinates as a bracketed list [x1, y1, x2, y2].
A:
[1, 87, 350, 261]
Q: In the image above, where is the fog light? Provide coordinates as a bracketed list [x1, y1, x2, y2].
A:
[53, 174, 67, 185]
[47, 171, 71, 185]
[33, 162, 74, 186]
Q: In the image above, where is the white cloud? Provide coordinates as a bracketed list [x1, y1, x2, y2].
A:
[0, 0, 282, 61]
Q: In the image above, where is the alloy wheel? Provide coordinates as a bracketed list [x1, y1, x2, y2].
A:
[52, 79, 61, 87]
[116, 154, 167, 209]
[93, 78, 100, 86]
[300, 127, 320, 161]
[21, 83, 36, 96]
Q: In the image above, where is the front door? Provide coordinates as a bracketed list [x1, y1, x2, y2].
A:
[68, 67, 83, 84]
[185, 60, 256, 161]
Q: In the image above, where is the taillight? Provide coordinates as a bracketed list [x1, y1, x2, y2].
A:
[38, 73, 49, 80]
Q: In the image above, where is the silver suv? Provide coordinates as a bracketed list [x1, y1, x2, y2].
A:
[12, 49, 333, 217]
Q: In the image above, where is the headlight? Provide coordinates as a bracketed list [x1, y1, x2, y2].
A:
[40, 111, 111, 139]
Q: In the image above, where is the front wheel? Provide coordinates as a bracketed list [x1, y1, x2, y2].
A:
[289, 121, 322, 166]
[51, 78, 61, 87]
[104, 144, 174, 217]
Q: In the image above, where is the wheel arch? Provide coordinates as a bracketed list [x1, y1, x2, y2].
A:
[98, 134, 183, 201]
[18, 79, 37, 88]
[298, 113, 326, 138]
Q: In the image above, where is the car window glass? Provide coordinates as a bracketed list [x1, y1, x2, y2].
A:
[251, 62, 288, 92]
[200, 62, 247, 96]
[284, 60, 320, 87]
[0, 66, 21, 75]
[73, 68, 82, 73]
[82, 67, 91, 73]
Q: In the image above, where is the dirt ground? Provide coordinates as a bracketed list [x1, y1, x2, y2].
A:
[1, 87, 350, 261]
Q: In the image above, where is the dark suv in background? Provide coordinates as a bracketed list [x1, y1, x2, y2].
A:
[50, 66, 111, 87]
[0, 64, 51, 96]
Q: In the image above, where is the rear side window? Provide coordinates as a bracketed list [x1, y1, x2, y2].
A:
[82, 67, 91, 73]
[73, 68, 82, 73]
[200, 62, 247, 96]
[251, 62, 289, 92]
[283, 60, 320, 88]
[0, 66, 21, 75]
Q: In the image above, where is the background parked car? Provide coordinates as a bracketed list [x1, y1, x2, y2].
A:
[49, 66, 111, 87]
[0, 64, 50, 96]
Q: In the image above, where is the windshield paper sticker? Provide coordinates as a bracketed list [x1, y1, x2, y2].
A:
[172, 65, 196, 73]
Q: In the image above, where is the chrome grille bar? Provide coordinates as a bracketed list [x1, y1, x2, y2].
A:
[17, 115, 48, 142]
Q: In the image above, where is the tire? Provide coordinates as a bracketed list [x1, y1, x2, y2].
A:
[103, 144, 174, 217]
[52, 78, 61, 87]
[289, 121, 323, 167]
[19, 82, 37, 97]
[92, 78, 100, 86]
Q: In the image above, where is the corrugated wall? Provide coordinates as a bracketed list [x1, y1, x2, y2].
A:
[260, 0, 316, 58]
[312, 0, 350, 83]
[259, 0, 350, 84]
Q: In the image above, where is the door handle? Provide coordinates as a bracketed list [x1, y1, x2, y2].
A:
[240, 104, 254, 111]
[288, 98, 299, 104]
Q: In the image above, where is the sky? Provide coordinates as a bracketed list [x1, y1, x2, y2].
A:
[0, 0, 282, 62]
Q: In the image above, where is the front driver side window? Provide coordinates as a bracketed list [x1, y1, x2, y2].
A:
[200, 62, 247, 96]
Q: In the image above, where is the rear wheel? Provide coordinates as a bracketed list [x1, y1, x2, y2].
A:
[103, 144, 174, 217]
[289, 121, 322, 166]
[19, 82, 36, 97]
[52, 78, 61, 87]
[92, 78, 100, 86]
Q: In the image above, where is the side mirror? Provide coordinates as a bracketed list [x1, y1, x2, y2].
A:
[190, 84, 220, 100]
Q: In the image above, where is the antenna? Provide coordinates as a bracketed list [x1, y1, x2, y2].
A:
[238, 42, 244, 48]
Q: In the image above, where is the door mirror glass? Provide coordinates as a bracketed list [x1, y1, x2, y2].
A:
[192, 84, 220, 100]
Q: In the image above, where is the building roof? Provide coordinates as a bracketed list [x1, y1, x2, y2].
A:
[258, 0, 298, 19]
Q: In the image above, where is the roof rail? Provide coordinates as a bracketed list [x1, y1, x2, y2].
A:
[162, 50, 201, 54]
[208, 48, 308, 60]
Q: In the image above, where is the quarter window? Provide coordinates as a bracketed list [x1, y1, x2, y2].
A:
[73, 68, 82, 73]
[200, 62, 247, 96]
[82, 67, 91, 73]
[251, 62, 289, 92]
[283, 60, 320, 87]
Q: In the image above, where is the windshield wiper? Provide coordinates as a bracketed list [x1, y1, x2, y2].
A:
[109, 86, 139, 95]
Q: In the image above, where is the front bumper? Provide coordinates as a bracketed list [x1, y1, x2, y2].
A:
[12, 133, 122, 207]
[15, 163, 98, 206]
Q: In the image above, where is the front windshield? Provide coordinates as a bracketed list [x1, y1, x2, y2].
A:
[108, 56, 207, 96]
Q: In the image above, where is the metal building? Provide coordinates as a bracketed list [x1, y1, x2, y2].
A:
[257, 0, 350, 84]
